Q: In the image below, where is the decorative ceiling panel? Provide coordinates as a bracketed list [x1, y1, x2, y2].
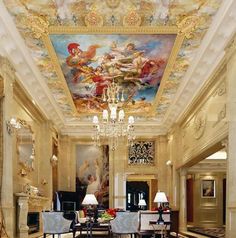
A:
[3, 0, 222, 122]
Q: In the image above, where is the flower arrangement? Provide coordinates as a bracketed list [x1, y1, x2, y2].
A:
[101, 208, 121, 221]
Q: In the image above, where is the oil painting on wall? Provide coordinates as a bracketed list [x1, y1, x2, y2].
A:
[76, 144, 109, 208]
[50, 34, 176, 114]
[201, 180, 215, 198]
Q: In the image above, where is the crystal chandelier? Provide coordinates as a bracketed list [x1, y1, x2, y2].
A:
[92, 80, 135, 151]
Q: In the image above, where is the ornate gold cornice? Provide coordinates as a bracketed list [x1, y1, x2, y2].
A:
[21, 14, 49, 39]
[13, 81, 46, 123]
[176, 15, 202, 39]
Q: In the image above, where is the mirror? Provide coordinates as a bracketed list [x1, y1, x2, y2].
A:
[16, 120, 35, 171]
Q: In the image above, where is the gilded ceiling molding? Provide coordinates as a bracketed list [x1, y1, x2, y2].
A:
[123, 11, 142, 27]
[176, 15, 202, 39]
[84, 11, 104, 27]
[105, 0, 121, 9]
[153, 33, 185, 113]
[21, 14, 49, 39]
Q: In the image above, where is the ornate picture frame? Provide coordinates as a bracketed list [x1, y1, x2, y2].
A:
[201, 179, 215, 198]
[128, 140, 155, 166]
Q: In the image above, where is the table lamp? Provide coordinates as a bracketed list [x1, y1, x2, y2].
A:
[138, 199, 147, 210]
[82, 194, 98, 221]
[154, 192, 168, 224]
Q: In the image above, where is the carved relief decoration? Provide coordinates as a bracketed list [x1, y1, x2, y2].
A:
[123, 11, 142, 27]
[212, 104, 226, 128]
[85, 11, 104, 27]
[128, 140, 155, 165]
[193, 110, 206, 139]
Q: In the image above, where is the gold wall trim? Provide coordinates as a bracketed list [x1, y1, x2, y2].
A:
[49, 26, 178, 34]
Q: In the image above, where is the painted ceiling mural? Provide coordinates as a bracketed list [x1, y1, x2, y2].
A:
[50, 33, 176, 114]
[3, 0, 222, 121]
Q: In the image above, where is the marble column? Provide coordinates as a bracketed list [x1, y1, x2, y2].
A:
[225, 37, 236, 238]
[179, 168, 187, 232]
[15, 193, 29, 238]
[0, 57, 16, 238]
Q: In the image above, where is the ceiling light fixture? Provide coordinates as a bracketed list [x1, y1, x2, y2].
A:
[92, 79, 135, 151]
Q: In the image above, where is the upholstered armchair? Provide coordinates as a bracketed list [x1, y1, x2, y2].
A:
[110, 212, 139, 237]
[42, 211, 75, 238]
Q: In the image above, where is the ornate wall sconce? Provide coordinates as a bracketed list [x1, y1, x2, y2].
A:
[166, 160, 172, 167]
[6, 117, 26, 135]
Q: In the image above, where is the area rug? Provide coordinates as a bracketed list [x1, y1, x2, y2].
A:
[188, 227, 225, 238]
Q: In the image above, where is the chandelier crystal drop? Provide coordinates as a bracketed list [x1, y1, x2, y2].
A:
[92, 80, 135, 151]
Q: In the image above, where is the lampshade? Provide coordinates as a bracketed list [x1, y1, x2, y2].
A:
[82, 194, 98, 205]
[154, 192, 168, 203]
[138, 199, 147, 206]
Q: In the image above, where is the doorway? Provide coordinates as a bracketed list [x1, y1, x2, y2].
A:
[186, 149, 227, 235]
[126, 181, 149, 211]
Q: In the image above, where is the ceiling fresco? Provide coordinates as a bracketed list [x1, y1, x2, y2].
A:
[3, 0, 222, 121]
[50, 33, 176, 114]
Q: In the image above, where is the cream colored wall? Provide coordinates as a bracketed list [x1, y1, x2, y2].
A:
[0, 57, 54, 237]
[167, 63, 227, 202]
[58, 135, 169, 210]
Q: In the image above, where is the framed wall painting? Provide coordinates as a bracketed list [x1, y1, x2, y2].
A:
[75, 144, 109, 208]
[201, 179, 215, 198]
[128, 140, 155, 165]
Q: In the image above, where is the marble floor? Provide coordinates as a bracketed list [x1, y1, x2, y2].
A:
[42, 232, 210, 238]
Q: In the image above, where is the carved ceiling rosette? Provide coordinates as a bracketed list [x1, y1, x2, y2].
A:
[84, 11, 104, 27]
[123, 11, 142, 27]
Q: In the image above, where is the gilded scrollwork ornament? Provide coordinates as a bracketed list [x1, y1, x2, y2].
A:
[123, 11, 142, 27]
[177, 15, 201, 39]
[128, 140, 155, 165]
[84, 11, 104, 27]
[20, 14, 49, 39]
